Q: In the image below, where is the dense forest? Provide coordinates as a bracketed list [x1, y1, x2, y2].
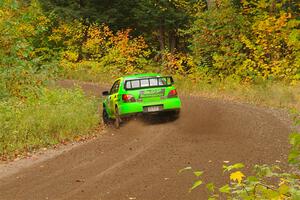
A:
[1, 0, 299, 91]
[40, 0, 300, 81]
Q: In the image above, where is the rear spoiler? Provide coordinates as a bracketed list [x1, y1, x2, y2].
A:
[124, 76, 174, 90]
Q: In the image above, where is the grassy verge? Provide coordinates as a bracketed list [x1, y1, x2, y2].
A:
[0, 88, 100, 160]
[175, 77, 300, 110]
[62, 61, 116, 84]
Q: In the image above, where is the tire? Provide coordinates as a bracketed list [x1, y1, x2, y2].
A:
[114, 106, 121, 129]
[102, 107, 110, 125]
[170, 109, 180, 120]
[174, 109, 180, 117]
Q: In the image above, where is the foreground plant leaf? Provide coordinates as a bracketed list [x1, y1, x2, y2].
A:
[223, 163, 245, 172]
[193, 171, 203, 177]
[219, 184, 231, 194]
[178, 166, 192, 174]
[189, 180, 203, 192]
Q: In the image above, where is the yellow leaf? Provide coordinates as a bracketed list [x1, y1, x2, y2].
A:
[230, 171, 245, 184]
[278, 178, 286, 186]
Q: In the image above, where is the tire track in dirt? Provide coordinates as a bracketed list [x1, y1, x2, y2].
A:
[59, 122, 172, 200]
[0, 80, 291, 200]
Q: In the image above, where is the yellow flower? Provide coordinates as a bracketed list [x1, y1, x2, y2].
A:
[230, 171, 245, 184]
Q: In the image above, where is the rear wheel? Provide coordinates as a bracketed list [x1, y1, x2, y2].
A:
[174, 109, 180, 117]
[170, 109, 180, 120]
[102, 107, 111, 125]
[114, 106, 121, 129]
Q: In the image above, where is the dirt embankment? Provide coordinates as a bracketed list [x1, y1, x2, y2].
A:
[0, 80, 291, 200]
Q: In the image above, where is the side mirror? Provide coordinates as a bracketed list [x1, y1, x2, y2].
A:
[102, 91, 109, 96]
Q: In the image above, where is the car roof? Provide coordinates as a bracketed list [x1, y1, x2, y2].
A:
[122, 73, 162, 80]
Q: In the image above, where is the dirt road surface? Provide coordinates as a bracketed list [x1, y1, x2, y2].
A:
[0, 80, 291, 199]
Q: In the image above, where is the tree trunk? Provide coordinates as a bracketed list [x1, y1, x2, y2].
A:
[168, 30, 176, 53]
[158, 21, 165, 51]
[77, 23, 89, 62]
[78, 0, 85, 8]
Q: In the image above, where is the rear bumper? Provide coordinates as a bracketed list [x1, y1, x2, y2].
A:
[118, 97, 181, 116]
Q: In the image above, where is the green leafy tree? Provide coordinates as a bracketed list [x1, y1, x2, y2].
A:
[0, 0, 58, 99]
[132, 0, 204, 52]
[40, 0, 204, 53]
[190, 0, 250, 78]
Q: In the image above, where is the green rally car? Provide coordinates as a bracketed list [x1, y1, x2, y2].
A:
[102, 73, 182, 128]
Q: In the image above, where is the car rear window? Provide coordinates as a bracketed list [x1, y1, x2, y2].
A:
[124, 77, 173, 90]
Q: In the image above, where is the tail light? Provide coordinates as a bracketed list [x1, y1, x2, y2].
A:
[122, 94, 136, 102]
[168, 89, 177, 98]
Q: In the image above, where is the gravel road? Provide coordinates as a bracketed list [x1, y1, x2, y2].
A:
[0, 80, 291, 200]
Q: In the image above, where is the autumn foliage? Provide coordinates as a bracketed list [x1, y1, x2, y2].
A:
[49, 20, 149, 76]
[190, 0, 299, 82]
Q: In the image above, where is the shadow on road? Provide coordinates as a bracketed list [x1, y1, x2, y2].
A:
[116, 112, 180, 128]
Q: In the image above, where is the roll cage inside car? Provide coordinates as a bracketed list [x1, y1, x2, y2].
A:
[124, 76, 174, 90]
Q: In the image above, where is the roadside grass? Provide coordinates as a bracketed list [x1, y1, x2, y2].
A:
[0, 88, 100, 160]
[61, 61, 116, 84]
[174, 76, 300, 111]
